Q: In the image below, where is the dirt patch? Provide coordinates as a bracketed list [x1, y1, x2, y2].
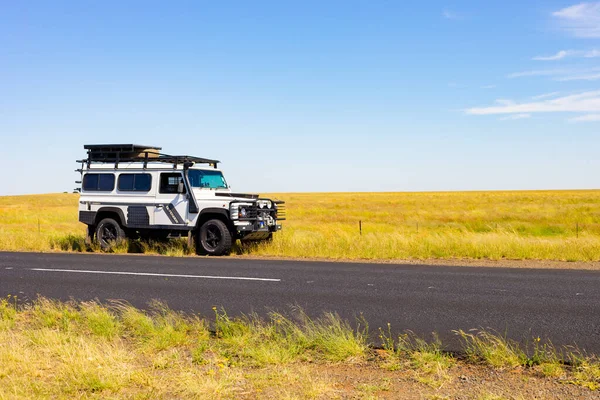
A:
[232, 254, 600, 271]
[312, 362, 597, 399]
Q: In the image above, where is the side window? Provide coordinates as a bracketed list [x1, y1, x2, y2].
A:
[118, 173, 152, 192]
[83, 174, 115, 191]
[159, 173, 186, 194]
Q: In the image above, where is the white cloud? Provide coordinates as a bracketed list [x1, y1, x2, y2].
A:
[507, 69, 571, 78]
[531, 91, 561, 100]
[481, 84, 496, 89]
[465, 90, 600, 115]
[553, 2, 600, 38]
[533, 50, 571, 61]
[569, 113, 600, 121]
[508, 67, 600, 81]
[532, 49, 600, 61]
[500, 113, 531, 120]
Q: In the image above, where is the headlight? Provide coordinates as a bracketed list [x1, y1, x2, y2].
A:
[240, 207, 247, 218]
[257, 200, 272, 209]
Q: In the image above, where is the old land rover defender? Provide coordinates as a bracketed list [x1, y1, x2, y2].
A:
[76, 144, 285, 256]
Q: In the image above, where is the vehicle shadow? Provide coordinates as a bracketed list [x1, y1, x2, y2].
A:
[49, 233, 267, 256]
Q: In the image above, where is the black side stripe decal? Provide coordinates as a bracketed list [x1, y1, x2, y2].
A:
[164, 203, 185, 224]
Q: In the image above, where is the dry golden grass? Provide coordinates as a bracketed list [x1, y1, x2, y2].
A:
[0, 298, 346, 399]
[0, 190, 599, 261]
[258, 190, 600, 262]
[0, 298, 598, 399]
[0, 194, 81, 252]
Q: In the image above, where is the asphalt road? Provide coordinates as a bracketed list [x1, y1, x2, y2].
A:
[1, 251, 599, 354]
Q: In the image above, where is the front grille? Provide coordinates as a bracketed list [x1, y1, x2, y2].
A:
[275, 203, 286, 220]
[243, 206, 258, 219]
[236, 201, 285, 221]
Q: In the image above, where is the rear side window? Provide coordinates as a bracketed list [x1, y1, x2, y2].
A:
[83, 174, 115, 191]
[118, 173, 152, 192]
[159, 173, 186, 194]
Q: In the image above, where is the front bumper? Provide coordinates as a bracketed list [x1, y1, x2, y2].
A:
[235, 220, 283, 232]
[235, 221, 282, 240]
[230, 199, 285, 238]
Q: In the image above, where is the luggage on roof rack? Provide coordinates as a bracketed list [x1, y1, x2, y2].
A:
[79, 144, 220, 168]
[84, 144, 162, 161]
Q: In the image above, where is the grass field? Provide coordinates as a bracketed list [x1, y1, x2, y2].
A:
[0, 190, 599, 261]
[1, 297, 598, 399]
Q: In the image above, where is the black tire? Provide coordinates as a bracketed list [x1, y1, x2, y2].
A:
[95, 218, 126, 251]
[197, 219, 232, 256]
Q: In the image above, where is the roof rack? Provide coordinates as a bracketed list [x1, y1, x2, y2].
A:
[78, 144, 220, 169]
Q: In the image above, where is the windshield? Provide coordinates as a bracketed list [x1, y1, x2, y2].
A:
[187, 169, 228, 189]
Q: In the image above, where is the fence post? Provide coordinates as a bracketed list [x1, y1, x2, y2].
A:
[359, 220, 362, 236]
[576, 222, 579, 238]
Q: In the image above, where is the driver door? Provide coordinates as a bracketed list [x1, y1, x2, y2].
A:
[154, 172, 189, 226]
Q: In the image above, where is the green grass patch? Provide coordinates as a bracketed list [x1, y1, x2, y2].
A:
[212, 308, 368, 366]
[0, 297, 598, 398]
[380, 325, 455, 388]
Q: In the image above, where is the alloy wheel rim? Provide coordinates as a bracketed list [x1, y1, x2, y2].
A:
[205, 225, 222, 249]
[101, 224, 118, 246]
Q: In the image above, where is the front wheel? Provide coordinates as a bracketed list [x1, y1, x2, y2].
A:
[196, 219, 232, 256]
[95, 218, 126, 251]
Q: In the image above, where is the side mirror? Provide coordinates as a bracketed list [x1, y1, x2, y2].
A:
[177, 181, 185, 193]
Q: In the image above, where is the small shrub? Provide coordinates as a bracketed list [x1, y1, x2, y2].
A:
[118, 301, 208, 352]
[301, 312, 368, 362]
[191, 342, 209, 365]
[80, 302, 121, 338]
[539, 362, 565, 378]
[213, 310, 305, 366]
[29, 298, 81, 331]
[0, 296, 17, 330]
[455, 329, 525, 369]
[381, 330, 455, 387]
[568, 353, 600, 390]
[120, 306, 156, 338]
[49, 234, 91, 252]
[212, 308, 368, 365]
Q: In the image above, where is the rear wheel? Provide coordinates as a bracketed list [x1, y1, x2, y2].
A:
[95, 218, 126, 251]
[197, 219, 232, 256]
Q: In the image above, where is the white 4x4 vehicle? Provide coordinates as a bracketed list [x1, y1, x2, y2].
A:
[77, 144, 285, 256]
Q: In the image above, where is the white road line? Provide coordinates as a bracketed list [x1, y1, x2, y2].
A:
[29, 268, 280, 282]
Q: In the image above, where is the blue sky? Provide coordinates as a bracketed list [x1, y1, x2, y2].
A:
[0, 1, 598, 194]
